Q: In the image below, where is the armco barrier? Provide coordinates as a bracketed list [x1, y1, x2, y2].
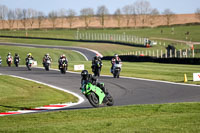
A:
[102, 55, 200, 65]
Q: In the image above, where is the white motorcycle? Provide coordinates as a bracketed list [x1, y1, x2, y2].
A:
[112, 61, 122, 78]
[44, 59, 51, 71]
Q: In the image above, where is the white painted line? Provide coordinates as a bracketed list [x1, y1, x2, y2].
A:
[0, 74, 85, 116]
[71, 50, 88, 61]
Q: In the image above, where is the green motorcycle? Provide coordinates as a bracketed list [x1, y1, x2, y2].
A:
[81, 82, 114, 108]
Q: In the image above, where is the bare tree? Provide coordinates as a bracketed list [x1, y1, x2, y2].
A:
[122, 5, 134, 27]
[58, 8, 66, 28]
[21, 9, 28, 29]
[149, 8, 159, 26]
[66, 9, 76, 29]
[80, 8, 94, 28]
[6, 9, 16, 30]
[135, 0, 152, 26]
[96, 5, 109, 28]
[162, 9, 175, 25]
[27, 8, 37, 29]
[37, 11, 45, 29]
[48, 10, 58, 29]
[15, 8, 23, 29]
[195, 8, 200, 21]
[113, 8, 122, 28]
[0, 5, 8, 29]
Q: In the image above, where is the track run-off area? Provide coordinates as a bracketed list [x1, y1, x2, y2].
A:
[0, 42, 200, 116]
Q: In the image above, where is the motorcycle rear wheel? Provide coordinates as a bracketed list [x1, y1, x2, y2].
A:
[106, 93, 114, 106]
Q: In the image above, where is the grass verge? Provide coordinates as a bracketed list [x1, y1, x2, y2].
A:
[0, 102, 200, 132]
[0, 75, 78, 112]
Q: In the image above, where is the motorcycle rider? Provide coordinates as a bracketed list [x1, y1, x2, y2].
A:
[0, 56, 2, 66]
[43, 53, 52, 66]
[14, 53, 20, 63]
[58, 54, 68, 70]
[111, 54, 121, 73]
[25, 53, 34, 65]
[80, 70, 107, 94]
[6, 52, 13, 64]
[91, 54, 102, 73]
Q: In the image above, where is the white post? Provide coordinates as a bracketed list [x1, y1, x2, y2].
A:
[157, 49, 159, 58]
[165, 50, 167, 58]
[193, 49, 195, 58]
[175, 49, 177, 58]
[180, 49, 182, 58]
[161, 50, 163, 58]
[186, 49, 188, 58]
[170, 49, 172, 58]
[153, 50, 155, 57]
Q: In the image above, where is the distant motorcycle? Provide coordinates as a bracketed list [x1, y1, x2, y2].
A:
[0, 58, 2, 66]
[59, 59, 68, 74]
[14, 58, 20, 67]
[92, 60, 102, 77]
[81, 82, 114, 108]
[112, 61, 122, 78]
[7, 57, 12, 67]
[26, 58, 34, 70]
[43, 59, 51, 71]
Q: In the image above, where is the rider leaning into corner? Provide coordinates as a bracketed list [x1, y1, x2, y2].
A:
[111, 54, 121, 73]
[91, 54, 103, 72]
[58, 54, 68, 69]
[80, 70, 107, 94]
[43, 53, 52, 66]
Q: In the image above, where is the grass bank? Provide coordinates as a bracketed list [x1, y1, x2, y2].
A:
[0, 25, 200, 42]
[0, 102, 200, 132]
[0, 75, 78, 112]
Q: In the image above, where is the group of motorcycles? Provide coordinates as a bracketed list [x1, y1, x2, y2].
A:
[92, 59, 122, 78]
[2, 56, 68, 74]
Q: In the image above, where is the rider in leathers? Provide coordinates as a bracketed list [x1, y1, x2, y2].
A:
[80, 70, 107, 94]
[43, 53, 52, 66]
[91, 54, 102, 73]
[111, 54, 121, 73]
[58, 54, 68, 70]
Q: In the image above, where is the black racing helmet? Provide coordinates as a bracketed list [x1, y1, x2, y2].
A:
[81, 70, 89, 78]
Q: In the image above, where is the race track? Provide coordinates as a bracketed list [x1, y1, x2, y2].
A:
[0, 66, 200, 110]
[0, 42, 200, 111]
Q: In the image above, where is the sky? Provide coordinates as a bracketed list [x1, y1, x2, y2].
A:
[0, 0, 199, 15]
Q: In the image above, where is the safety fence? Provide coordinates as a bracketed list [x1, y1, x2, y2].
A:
[120, 49, 195, 58]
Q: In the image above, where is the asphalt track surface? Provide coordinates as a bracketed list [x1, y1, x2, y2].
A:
[0, 42, 200, 111]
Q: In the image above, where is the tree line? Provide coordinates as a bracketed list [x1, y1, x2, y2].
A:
[0, 0, 200, 30]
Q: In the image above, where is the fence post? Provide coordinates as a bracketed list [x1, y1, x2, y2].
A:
[161, 50, 163, 58]
[153, 50, 155, 57]
[175, 49, 177, 58]
[157, 49, 159, 58]
[180, 49, 182, 58]
[170, 49, 172, 58]
[186, 49, 188, 58]
[165, 50, 167, 58]
[193, 49, 195, 58]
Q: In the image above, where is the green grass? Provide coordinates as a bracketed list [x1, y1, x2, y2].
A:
[0, 37, 193, 57]
[0, 44, 199, 84]
[0, 102, 200, 132]
[1, 25, 200, 42]
[0, 45, 86, 67]
[68, 61, 200, 85]
[0, 75, 78, 112]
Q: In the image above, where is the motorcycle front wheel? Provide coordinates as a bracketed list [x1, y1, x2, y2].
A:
[87, 92, 99, 108]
